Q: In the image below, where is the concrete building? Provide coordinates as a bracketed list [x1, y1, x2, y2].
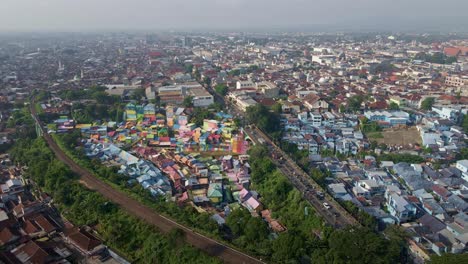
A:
[157, 86, 184, 105]
[256, 81, 279, 98]
[187, 88, 214, 107]
[386, 192, 417, 223]
[236, 80, 255, 89]
[364, 110, 410, 126]
[445, 75, 468, 87]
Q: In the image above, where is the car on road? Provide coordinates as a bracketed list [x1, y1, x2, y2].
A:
[316, 191, 324, 200]
[323, 202, 331, 210]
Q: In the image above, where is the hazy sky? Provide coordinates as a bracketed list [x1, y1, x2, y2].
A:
[1, 0, 467, 31]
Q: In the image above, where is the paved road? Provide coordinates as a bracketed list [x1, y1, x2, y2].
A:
[30, 104, 263, 264]
[245, 127, 360, 228]
[217, 93, 360, 228]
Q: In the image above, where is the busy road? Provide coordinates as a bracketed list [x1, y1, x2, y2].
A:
[245, 126, 360, 228]
[217, 90, 360, 228]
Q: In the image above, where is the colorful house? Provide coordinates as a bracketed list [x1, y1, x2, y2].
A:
[208, 183, 223, 203]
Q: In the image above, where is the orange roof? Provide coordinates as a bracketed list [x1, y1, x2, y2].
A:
[444, 47, 461, 57]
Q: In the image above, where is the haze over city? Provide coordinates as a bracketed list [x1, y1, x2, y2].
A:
[1, 0, 468, 32]
[0, 1, 468, 263]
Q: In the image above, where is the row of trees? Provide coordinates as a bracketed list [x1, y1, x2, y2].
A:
[414, 52, 457, 64]
[378, 153, 426, 164]
[245, 104, 282, 140]
[228, 65, 259, 76]
[55, 86, 125, 123]
[71, 102, 124, 123]
[247, 145, 408, 263]
[52, 133, 221, 237]
[53, 120, 316, 261]
[214, 84, 229, 96]
[361, 117, 383, 133]
[6, 108, 37, 139]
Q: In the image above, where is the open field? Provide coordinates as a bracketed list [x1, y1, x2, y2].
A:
[368, 126, 422, 146]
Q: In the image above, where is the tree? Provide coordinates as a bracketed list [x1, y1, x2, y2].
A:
[190, 107, 215, 127]
[214, 84, 229, 96]
[414, 52, 456, 64]
[310, 168, 326, 186]
[225, 208, 250, 237]
[371, 61, 395, 74]
[183, 96, 194, 108]
[204, 77, 212, 87]
[272, 102, 282, 114]
[130, 88, 146, 102]
[421, 97, 435, 110]
[154, 95, 161, 109]
[389, 101, 400, 110]
[348, 95, 364, 113]
[244, 217, 269, 242]
[184, 64, 193, 74]
[379, 153, 425, 163]
[245, 104, 281, 136]
[339, 104, 346, 113]
[271, 232, 307, 263]
[430, 253, 468, 264]
[462, 114, 468, 134]
[324, 228, 403, 264]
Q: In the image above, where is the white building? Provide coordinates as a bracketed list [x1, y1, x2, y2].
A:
[432, 107, 461, 121]
[145, 86, 156, 100]
[445, 75, 468, 87]
[187, 88, 214, 107]
[456, 160, 468, 182]
[236, 80, 255, 89]
[309, 112, 322, 127]
[456, 160, 468, 173]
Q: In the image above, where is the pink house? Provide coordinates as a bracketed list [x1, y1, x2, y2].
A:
[245, 197, 262, 212]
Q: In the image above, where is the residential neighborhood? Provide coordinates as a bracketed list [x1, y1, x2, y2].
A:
[1, 30, 467, 263]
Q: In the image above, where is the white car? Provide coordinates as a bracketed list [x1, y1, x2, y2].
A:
[323, 202, 331, 209]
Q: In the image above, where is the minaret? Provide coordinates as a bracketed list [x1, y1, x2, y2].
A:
[58, 60, 64, 72]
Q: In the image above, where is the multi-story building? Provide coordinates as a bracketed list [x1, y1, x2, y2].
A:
[445, 75, 468, 87]
[309, 112, 323, 127]
[386, 191, 417, 224]
[256, 81, 279, 98]
[157, 86, 185, 105]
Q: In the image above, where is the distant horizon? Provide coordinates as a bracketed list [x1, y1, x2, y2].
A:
[0, 22, 467, 35]
[1, 0, 467, 34]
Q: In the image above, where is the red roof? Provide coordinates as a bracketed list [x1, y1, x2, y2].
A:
[444, 47, 461, 57]
[67, 228, 102, 252]
[432, 184, 451, 199]
[259, 98, 276, 107]
[368, 101, 388, 110]
[149, 51, 162, 57]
